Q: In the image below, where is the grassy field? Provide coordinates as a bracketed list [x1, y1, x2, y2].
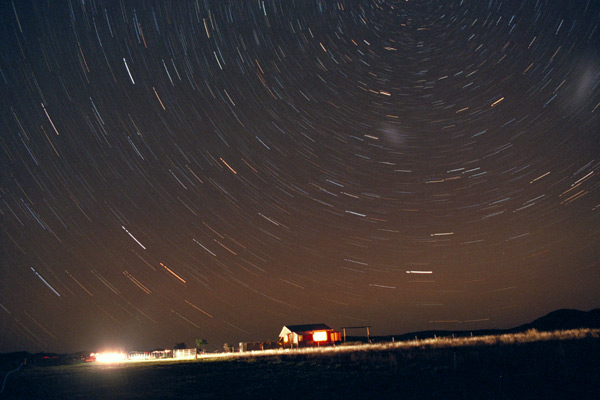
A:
[2, 330, 599, 399]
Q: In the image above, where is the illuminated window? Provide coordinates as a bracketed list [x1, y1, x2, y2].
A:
[283, 335, 288, 343]
[313, 331, 328, 342]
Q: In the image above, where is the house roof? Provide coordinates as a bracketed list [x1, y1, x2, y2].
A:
[279, 323, 331, 337]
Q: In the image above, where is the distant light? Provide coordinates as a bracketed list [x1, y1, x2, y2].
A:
[92, 352, 126, 363]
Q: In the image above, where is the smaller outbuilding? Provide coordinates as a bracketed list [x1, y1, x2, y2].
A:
[279, 323, 342, 348]
[238, 340, 280, 352]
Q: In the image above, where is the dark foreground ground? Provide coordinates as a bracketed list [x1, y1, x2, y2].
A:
[2, 337, 599, 399]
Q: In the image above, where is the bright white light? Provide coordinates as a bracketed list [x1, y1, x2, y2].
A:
[93, 352, 126, 363]
[313, 331, 328, 342]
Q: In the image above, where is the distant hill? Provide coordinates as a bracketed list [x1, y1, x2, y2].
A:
[513, 308, 600, 332]
[347, 308, 600, 343]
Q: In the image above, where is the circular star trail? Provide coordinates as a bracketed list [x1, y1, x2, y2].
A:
[1, 0, 599, 353]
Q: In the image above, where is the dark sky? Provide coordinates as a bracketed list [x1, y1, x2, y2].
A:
[1, 0, 599, 354]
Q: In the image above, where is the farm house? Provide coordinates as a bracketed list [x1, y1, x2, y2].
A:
[279, 323, 342, 348]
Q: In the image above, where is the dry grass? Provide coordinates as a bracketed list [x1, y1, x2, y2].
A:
[201, 328, 600, 360]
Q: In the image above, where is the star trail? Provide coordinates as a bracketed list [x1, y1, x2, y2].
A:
[1, 0, 599, 353]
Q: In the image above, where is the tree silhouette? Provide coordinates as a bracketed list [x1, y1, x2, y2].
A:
[195, 338, 208, 351]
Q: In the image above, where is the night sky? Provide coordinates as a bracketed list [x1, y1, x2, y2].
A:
[1, 0, 599, 354]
